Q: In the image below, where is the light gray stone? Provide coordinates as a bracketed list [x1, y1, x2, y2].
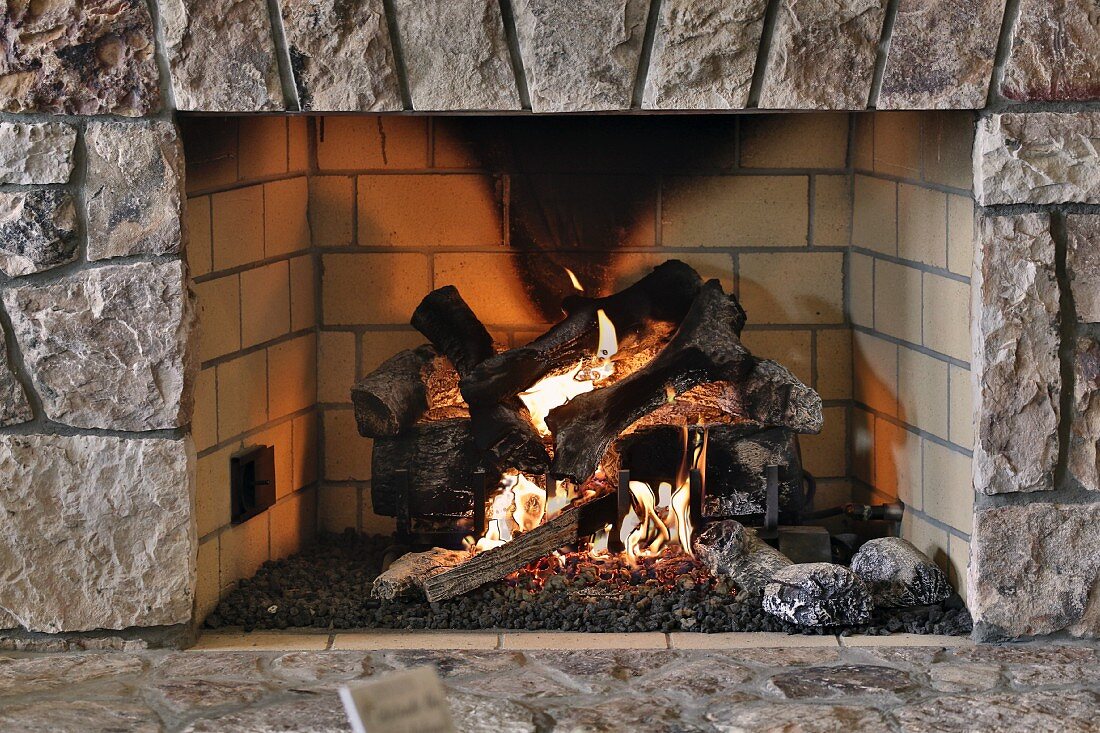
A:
[183, 692, 356, 733]
[0, 189, 78, 277]
[447, 691, 537, 732]
[850, 537, 952, 607]
[280, 0, 402, 111]
[153, 678, 268, 713]
[928, 663, 1001, 693]
[895, 690, 1100, 733]
[759, 0, 888, 109]
[161, 0, 284, 111]
[705, 702, 892, 732]
[693, 519, 793, 593]
[1002, 0, 1100, 102]
[0, 122, 76, 183]
[765, 664, 914, 699]
[878, 0, 1005, 109]
[641, 0, 768, 110]
[762, 563, 874, 627]
[0, 326, 31, 428]
[0, 700, 161, 733]
[1067, 214, 1100, 323]
[0, 435, 195, 633]
[512, 0, 650, 112]
[86, 120, 184, 261]
[1071, 337, 1100, 492]
[972, 214, 1060, 494]
[393, 0, 521, 111]
[976, 112, 1100, 205]
[269, 651, 372, 682]
[0, 1, 160, 116]
[3, 261, 194, 431]
[0, 654, 145, 696]
[969, 503, 1100, 639]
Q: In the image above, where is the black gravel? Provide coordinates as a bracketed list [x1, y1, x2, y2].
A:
[206, 531, 972, 636]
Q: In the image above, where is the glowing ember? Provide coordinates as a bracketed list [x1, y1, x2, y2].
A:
[518, 308, 618, 435]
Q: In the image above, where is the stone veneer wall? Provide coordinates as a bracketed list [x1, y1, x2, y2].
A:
[847, 111, 976, 601]
[308, 113, 856, 535]
[182, 117, 319, 624]
[1, 0, 1099, 639]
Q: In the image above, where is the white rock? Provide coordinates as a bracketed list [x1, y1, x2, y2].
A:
[0, 122, 76, 184]
[393, 0, 521, 110]
[0, 435, 195, 633]
[1071, 337, 1100, 493]
[0, 326, 31, 428]
[1067, 214, 1100, 324]
[976, 112, 1100, 205]
[3, 261, 195, 431]
[972, 214, 1060, 494]
[86, 120, 184, 261]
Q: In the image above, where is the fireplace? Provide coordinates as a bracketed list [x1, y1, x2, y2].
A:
[166, 111, 977, 636]
[1, 0, 1098, 648]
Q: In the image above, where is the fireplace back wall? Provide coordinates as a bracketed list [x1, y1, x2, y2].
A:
[180, 111, 975, 624]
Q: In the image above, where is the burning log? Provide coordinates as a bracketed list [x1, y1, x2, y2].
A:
[420, 492, 617, 602]
[371, 418, 499, 519]
[546, 280, 753, 482]
[411, 285, 550, 473]
[461, 260, 706, 404]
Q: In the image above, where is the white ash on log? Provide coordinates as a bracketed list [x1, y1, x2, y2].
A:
[547, 280, 754, 482]
[762, 563, 874, 627]
[850, 537, 952, 608]
[411, 285, 550, 473]
[372, 547, 468, 601]
[370, 418, 499, 519]
[419, 493, 618, 602]
[351, 345, 466, 438]
[692, 520, 794, 593]
[461, 259, 706, 404]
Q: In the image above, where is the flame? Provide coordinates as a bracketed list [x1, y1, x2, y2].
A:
[564, 267, 584, 293]
[589, 524, 612, 558]
[512, 473, 546, 531]
[518, 308, 618, 436]
[669, 481, 693, 557]
[473, 519, 506, 552]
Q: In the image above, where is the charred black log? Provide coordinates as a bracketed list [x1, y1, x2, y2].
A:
[546, 280, 753, 482]
[411, 285, 550, 473]
[461, 260, 707, 404]
[420, 493, 617, 602]
[351, 345, 436, 438]
[371, 418, 500, 519]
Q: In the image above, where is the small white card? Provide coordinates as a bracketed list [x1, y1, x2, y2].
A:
[339, 666, 457, 733]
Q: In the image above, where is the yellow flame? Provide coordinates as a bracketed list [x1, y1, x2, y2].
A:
[564, 267, 584, 293]
[512, 473, 546, 532]
[620, 475, 696, 562]
[518, 308, 618, 436]
[474, 519, 506, 552]
[669, 481, 694, 557]
[624, 481, 669, 561]
[589, 523, 612, 558]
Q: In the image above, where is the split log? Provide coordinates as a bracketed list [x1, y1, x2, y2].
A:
[371, 418, 499, 518]
[412, 286, 550, 473]
[546, 280, 753, 482]
[693, 520, 793, 594]
[372, 547, 468, 600]
[421, 493, 617, 602]
[616, 424, 804, 518]
[461, 259, 706, 404]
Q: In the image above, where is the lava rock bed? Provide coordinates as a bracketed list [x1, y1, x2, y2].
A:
[206, 531, 972, 636]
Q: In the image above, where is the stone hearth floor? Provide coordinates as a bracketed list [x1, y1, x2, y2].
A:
[1, 634, 1099, 731]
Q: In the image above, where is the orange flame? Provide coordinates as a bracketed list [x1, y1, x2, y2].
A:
[564, 267, 584, 293]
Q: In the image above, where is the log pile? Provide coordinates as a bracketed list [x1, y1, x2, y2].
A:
[349, 260, 824, 601]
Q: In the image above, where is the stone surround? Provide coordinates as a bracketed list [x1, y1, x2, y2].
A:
[0, 639, 1098, 731]
[0, 2, 1099, 644]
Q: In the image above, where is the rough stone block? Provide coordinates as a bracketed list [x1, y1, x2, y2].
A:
[759, 0, 888, 109]
[973, 215, 1060, 494]
[86, 120, 184, 261]
[393, 0, 521, 110]
[976, 112, 1100, 205]
[0, 326, 31, 428]
[3, 261, 194, 431]
[878, 0, 1005, 109]
[1071, 337, 1100, 493]
[1002, 0, 1100, 102]
[0, 435, 195, 632]
[0, 122, 76, 184]
[1067, 214, 1100, 323]
[161, 0, 284, 111]
[512, 0, 650, 112]
[970, 503, 1100, 639]
[0, 0, 160, 115]
[642, 0, 768, 109]
[280, 0, 402, 111]
[0, 190, 78, 277]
